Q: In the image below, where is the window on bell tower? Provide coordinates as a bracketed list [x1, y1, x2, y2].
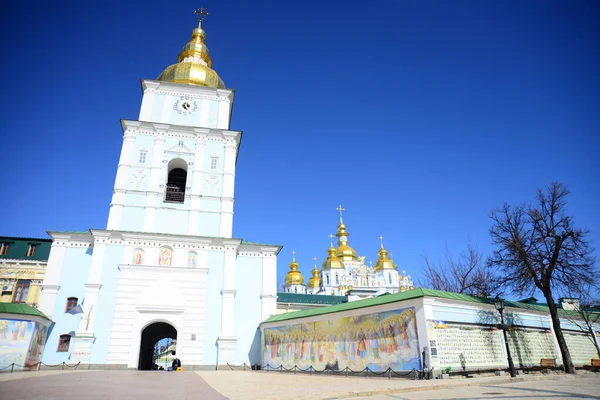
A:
[138, 150, 148, 164]
[210, 157, 218, 170]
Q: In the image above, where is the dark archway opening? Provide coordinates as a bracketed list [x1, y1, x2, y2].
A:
[165, 168, 187, 203]
[138, 322, 177, 370]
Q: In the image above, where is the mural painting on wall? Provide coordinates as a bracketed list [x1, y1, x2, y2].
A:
[263, 307, 420, 371]
[158, 247, 172, 266]
[0, 319, 48, 369]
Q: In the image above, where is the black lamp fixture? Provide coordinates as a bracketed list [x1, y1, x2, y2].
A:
[493, 296, 516, 377]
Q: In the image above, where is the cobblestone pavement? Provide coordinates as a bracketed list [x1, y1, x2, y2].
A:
[195, 371, 600, 400]
[0, 370, 227, 400]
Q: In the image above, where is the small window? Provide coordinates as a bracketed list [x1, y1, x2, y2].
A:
[57, 334, 71, 352]
[139, 150, 148, 164]
[65, 297, 78, 312]
[210, 157, 218, 170]
[13, 280, 30, 303]
[0, 243, 9, 256]
[26, 244, 37, 257]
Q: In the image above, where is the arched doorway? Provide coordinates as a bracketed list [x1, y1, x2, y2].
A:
[138, 322, 177, 370]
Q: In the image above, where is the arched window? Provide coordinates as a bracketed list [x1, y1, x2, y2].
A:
[133, 248, 144, 265]
[158, 247, 173, 266]
[335, 273, 339, 285]
[388, 273, 392, 284]
[65, 297, 78, 312]
[165, 158, 188, 203]
[57, 334, 71, 352]
[326, 274, 330, 285]
[294, 287, 297, 293]
[13, 280, 30, 303]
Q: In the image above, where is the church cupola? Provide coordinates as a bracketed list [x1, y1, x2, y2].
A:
[334, 205, 358, 261]
[283, 251, 306, 294]
[306, 257, 321, 294]
[373, 235, 396, 271]
[321, 234, 343, 271]
[157, 7, 225, 88]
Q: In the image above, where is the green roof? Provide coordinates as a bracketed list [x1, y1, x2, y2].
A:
[277, 293, 348, 305]
[0, 237, 52, 261]
[0, 303, 51, 321]
[262, 288, 554, 324]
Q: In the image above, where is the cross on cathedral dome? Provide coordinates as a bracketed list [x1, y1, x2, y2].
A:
[157, 8, 225, 88]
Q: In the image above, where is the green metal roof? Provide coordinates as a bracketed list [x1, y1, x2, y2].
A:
[262, 288, 554, 324]
[0, 303, 51, 321]
[277, 293, 348, 305]
[0, 236, 52, 261]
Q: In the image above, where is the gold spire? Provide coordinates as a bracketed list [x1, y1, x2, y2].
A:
[374, 235, 397, 271]
[307, 256, 321, 288]
[284, 250, 304, 285]
[335, 205, 358, 261]
[322, 234, 343, 270]
[157, 8, 225, 88]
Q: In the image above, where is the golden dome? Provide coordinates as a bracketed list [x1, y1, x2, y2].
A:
[335, 222, 359, 261]
[322, 245, 343, 270]
[374, 237, 397, 271]
[157, 25, 225, 88]
[307, 265, 321, 288]
[284, 253, 304, 286]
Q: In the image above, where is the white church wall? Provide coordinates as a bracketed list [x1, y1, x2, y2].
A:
[201, 250, 225, 365]
[42, 244, 93, 365]
[234, 255, 264, 365]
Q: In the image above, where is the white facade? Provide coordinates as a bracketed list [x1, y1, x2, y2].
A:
[38, 28, 281, 369]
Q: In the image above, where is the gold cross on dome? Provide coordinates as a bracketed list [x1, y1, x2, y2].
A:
[328, 233, 334, 246]
[379, 235, 384, 249]
[336, 205, 345, 222]
[312, 256, 318, 264]
[291, 249, 296, 261]
[193, 7, 209, 27]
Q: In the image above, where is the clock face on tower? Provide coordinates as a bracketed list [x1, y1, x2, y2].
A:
[174, 97, 198, 115]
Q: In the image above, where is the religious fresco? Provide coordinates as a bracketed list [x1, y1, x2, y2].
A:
[263, 307, 420, 371]
[0, 319, 48, 369]
[158, 247, 172, 266]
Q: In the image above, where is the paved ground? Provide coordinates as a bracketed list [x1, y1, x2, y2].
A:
[0, 370, 598, 400]
[0, 370, 227, 400]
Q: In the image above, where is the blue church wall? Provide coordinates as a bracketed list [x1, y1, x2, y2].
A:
[155, 209, 189, 235]
[198, 212, 221, 237]
[119, 205, 145, 232]
[90, 245, 124, 363]
[202, 251, 224, 365]
[234, 256, 264, 365]
[43, 246, 93, 364]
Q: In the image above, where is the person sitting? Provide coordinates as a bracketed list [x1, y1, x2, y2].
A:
[171, 358, 181, 371]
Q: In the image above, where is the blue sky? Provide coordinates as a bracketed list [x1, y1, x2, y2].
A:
[2, 1, 599, 291]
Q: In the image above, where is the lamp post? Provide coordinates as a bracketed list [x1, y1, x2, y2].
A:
[494, 297, 516, 378]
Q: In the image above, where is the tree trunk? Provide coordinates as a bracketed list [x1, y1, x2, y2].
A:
[546, 294, 575, 373]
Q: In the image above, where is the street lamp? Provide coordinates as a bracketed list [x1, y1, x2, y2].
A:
[493, 297, 516, 378]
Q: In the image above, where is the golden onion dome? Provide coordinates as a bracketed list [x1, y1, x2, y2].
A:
[374, 238, 397, 271]
[307, 266, 321, 288]
[322, 245, 344, 270]
[335, 222, 359, 261]
[157, 25, 225, 88]
[284, 254, 304, 286]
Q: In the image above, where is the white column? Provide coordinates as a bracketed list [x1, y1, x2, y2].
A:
[107, 131, 136, 230]
[143, 135, 166, 232]
[37, 240, 67, 318]
[260, 252, 278, 321]
[217, 245, 237, 365]
[188, 138, 206, 235]
[220, 139, 237, 238]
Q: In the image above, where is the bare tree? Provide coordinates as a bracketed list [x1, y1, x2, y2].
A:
[419, 243, 498, 296]
[561, 285, 600, 358]
[489, 182, 597, 374]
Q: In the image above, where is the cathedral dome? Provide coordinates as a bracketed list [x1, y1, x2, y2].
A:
[157, 26, 225, 88]
[307, 266, 321, 288]
[284, 256, 304, 285]
[374, 238, 396, 271]
[335, 222, 359, 261]
[322, 246, 343, 270]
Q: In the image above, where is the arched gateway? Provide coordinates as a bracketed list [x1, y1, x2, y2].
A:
[138, 322, 177, 370]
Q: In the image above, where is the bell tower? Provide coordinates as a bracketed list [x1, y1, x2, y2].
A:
[106, 10, 240, 238]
